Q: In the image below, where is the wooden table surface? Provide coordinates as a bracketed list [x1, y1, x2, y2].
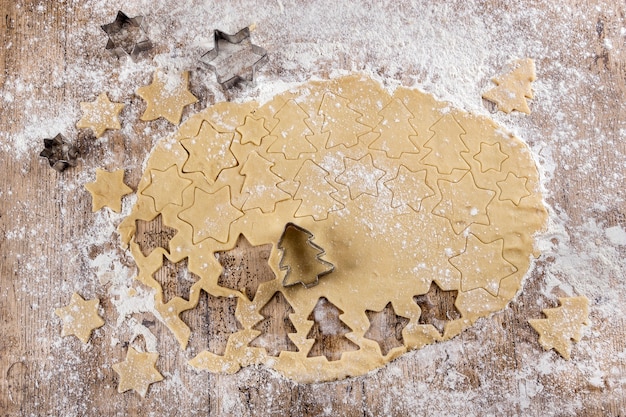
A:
[1, 0, 625, 415]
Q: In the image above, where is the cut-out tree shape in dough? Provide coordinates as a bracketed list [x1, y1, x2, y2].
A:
[497, 172, 531, 205]
[421, 114, 469, 175]
[181, 121, 237, 183]
[306, 297, 359, 361]
[189, 290, 243, 356]
[214, 234, 275, 301]
[279, 223, 334, 288]
[433, 172, 495, 234]
[134, 214, 177, 257]
[482, 58, 536, 114]
[267, 100, 317, 159]
[319, 92, 370, 148]
[152, 256, 200, 303]
[368, 98, 419, 158]
[335, 154, 385, 199]
[240, 151, 291, 213]
[413, 282, 461, 335]
[119, 74, 548, 383]
[474, 142, 509, 173]
[528, 296, 590, 360]
[363, 302, 410, 356]
[293, 160, 344, 220]
[142, 165, 192, 211]
[449, 234, 517, 297]
[384, 165, 435, 211]
[178, 186, 243, 244]
[249, 292, 298, 356]
[236, 116, 269, 146]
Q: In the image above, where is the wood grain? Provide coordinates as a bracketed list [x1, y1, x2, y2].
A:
[1, 0, 625, 415]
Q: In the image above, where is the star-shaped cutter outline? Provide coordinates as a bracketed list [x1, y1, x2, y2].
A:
[200, 27, 268, 89]
[39, 133, 79, 172]
[101, 11, 153, 61]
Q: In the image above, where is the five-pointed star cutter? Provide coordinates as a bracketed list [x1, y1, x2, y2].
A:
[101, 11, 153, 61]
[200, 27, 268, 89]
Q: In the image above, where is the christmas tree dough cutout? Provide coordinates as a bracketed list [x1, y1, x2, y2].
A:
[483, 58, 536, 114]
[76, 92, 124, 138]
[55, 293, 105, 343]
[112, 346, 164, 397]
[85, 168, 133, 213]
[117, 74, 548, 383]
[136, 70, 198, 124]
[529, 296, 590, 360]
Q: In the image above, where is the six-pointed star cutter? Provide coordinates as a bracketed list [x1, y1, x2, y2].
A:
[200, 27, 268, 89]
[101, 11, 153, 61]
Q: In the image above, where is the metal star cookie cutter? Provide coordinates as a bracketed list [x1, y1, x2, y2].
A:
[39, 134, 79, 172]
[278, 222, 335, 289]
[101, 11, 153, 61]
[200, 27, 268, 89]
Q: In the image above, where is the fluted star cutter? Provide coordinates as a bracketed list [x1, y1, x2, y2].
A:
[200, 27, 268, 89]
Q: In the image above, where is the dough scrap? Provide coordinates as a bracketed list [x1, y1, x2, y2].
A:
[482, 58, 536, 114]
[136, 70, 198, 125]
[55, 293, 105, 343]
[112, 346, 164, 397]
[85, 168, 133, 213]
[76, 92, 124, 138]
[119, 74, 547, 383]
[528, 296, 590, 360]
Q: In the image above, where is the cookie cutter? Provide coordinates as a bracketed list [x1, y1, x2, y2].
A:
[200, 27, 268, 89]
[101, 11, 152, 61]
[39, 134, 79, 172]
[278, 222, 335, 289]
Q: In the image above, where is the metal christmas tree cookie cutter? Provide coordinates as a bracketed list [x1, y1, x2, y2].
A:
[278, 222, 335, 289]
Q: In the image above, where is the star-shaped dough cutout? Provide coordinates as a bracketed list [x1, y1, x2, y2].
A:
[178, 186, 243, 244]
[136, 70, 198, 125]
[112, 347, 164, 397]
[497, 172, 531, 205]
[55, 293, 105, 343]
[473, 142, 509, 172]
[85, 168, 133, 213]
[384, 165, 435, 211]
[335, 154, 385, 199]
[449, 234, 517, 296]
[433, 172, 495, 234]
[76, 92, 124, 138]
[181, 121, 237, 183]
[142, 165, 192, 211]
[236, 116, 269, 146]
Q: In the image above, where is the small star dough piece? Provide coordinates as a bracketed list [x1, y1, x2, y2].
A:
[136, 70, 198, 125]
[529, 296, 590, 360]
[55, 293, 105, 343]
[482, 58, 536, 114]
[112, 347, 164, 397]
[76, 92, 124, 138]
[85, 168, 133, 213]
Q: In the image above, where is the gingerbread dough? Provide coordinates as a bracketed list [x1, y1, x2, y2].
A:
[85, 168, 133, 213]
[55, 293, 104, 343]
[76, 92, 124, 138]
[136, 70, 198, 125]
[119, 74, 547, 383]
